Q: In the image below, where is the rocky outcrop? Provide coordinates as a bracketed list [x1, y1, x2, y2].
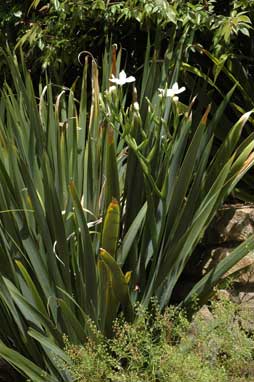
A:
[201, 204, 254, 305]
[203, 204, 254, 281]
[170, 204, 254, 305]
[202, 247, 254, 284]
[204, 205, 254, 244]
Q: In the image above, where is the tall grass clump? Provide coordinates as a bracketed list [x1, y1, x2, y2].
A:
[0, 39, 254, 380]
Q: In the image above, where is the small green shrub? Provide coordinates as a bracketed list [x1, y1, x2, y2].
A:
[182, 299, 254, 381]
[62, 299, 254, 382]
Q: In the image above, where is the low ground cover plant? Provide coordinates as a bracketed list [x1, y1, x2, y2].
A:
[62, 298, 254, 382]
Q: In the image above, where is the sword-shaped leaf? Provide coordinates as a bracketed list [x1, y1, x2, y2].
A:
[0, 342, 59, 382]
[104, 126, 120, 211]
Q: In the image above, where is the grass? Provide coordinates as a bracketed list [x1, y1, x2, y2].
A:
[60, 297, 254, 382]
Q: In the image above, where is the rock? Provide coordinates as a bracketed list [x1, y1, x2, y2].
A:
[195, 203, 254, 313]
[238, 292, 254, 305]
[202, 247, 254, 284]
[195, 305, 214, 321]
[205, 205, 254, 244]
[188, 305, 214, 337]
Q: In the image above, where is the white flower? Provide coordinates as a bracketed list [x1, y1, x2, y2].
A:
[109, 70, 136, 86]
[158, 82, 186, 102]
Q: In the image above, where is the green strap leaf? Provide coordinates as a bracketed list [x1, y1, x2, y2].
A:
[105, 126, 120, 210]
[0, 341, 58, 382]
[69, 180, 98, 318]
[118, 202, 147, 267]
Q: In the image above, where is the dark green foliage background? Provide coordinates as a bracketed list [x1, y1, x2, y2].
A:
[1, 0, 254, 85]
